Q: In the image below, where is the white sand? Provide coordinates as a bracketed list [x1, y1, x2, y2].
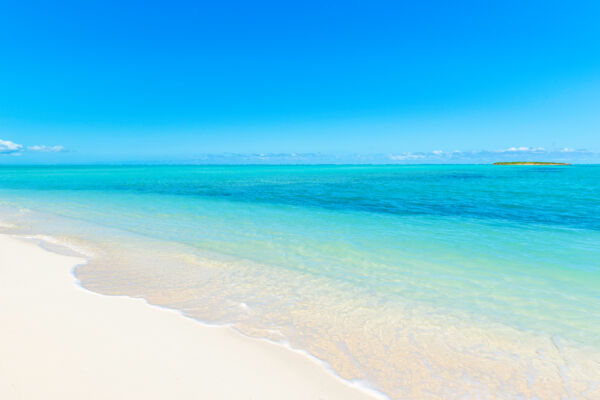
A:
[0, 234, 377, 400]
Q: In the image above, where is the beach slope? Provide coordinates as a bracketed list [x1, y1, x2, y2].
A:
[0, 234, 375, 400]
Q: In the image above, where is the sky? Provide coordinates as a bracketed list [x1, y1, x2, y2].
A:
[1, 0, 600, 163]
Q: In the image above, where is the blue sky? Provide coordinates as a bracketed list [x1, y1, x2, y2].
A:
[1, 0, 600, 163]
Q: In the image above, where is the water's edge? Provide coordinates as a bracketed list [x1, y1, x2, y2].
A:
[9, 230, 389, 400]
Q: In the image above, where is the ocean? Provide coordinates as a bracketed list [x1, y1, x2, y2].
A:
[1, 164, 598, 399]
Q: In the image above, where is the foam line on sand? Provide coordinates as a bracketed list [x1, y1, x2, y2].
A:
[0, 234, 377, 399]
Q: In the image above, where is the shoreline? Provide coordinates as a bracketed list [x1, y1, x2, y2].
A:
[2, 190, 599, 399]
[0, 233, 381, 400]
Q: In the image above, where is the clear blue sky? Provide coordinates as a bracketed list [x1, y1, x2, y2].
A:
[1, 1, 600, 163]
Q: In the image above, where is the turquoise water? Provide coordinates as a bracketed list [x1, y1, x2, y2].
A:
[1, 165, 599, 399]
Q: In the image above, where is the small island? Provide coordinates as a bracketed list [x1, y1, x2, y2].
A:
[493, 162, 571, 166]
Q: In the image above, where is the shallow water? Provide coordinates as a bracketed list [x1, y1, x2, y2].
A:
[1, 165, 599, 399]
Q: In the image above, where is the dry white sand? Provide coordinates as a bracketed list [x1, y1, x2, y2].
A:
[0, 234, 378, 400]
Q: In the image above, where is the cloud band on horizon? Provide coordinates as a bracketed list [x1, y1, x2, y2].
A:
[1, 138, 599, 163]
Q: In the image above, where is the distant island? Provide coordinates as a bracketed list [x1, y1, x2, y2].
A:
[493, 162, 571, 166]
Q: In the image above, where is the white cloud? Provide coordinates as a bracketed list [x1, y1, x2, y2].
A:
[500, 146, 546, 153]
[0, 139, 23, 154]
[1, 139, 66, 156]
[389, 154, 426, 161]
[381, 147, 599, 164]
[27, 145, 66, 153]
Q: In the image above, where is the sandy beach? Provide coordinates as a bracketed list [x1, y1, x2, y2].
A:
[0, 234, 377, 400]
